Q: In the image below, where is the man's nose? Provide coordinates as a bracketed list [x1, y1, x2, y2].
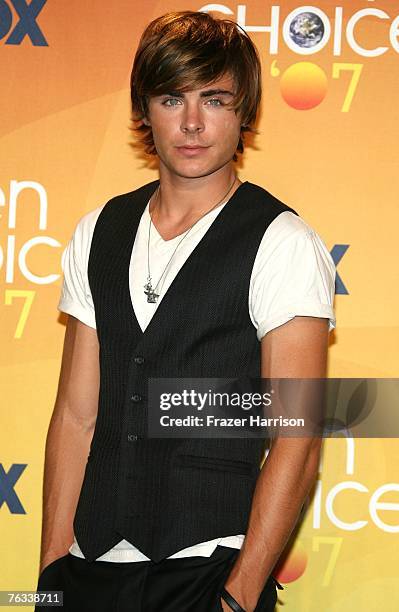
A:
[180, 103, 205, 133]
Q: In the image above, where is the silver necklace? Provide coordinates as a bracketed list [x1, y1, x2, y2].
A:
[144, 176, 238, 303]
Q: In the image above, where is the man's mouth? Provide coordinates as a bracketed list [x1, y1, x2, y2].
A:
[176, 145, 210, 156]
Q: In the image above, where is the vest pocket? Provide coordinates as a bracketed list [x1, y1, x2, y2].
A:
[175, 453, 254, 476]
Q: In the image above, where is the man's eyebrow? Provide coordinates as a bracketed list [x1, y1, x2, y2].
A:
[163, 89, 234, 98]
[199, 89, 235, 97]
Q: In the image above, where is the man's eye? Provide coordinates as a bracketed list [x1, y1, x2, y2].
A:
[162, 98, 181, 106]
[161, 97, 224, 107]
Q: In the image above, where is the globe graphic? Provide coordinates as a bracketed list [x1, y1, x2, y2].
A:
[289, 12, 324, 48]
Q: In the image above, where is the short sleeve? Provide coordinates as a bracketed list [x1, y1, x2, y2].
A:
[58, 205, 104, 328]
[249, 211, 336, 341]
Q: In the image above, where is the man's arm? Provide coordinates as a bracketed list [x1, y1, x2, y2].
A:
[222, 315, 328, 611]
[38, 315, 100, 574]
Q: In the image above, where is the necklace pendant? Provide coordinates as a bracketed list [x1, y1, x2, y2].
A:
[144, 280, 159, 303]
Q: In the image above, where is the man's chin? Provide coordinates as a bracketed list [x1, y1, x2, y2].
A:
[163, 164, 217, 180]
[161, 158, 233, 180]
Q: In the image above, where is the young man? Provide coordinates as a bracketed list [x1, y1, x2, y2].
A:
[36, 11, 336, 612]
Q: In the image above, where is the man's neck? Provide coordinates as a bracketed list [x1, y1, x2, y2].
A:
[150, 165, 242, 226]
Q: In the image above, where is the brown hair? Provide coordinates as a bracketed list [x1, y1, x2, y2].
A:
[130, 11, 262, 161]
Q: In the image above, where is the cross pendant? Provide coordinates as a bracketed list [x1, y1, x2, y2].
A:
[144, 280, 159, 303]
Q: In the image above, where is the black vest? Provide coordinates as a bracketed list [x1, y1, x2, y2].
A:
[73, 180, 298, 562]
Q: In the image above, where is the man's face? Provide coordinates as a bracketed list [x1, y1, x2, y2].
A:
[143, 73, 242, 179]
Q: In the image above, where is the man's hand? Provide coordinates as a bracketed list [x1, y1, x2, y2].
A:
[220, 582, 258, 611]
[219, 586, 257, 612]
[39, 552, 65, 576]
[220, 595, 250, 612]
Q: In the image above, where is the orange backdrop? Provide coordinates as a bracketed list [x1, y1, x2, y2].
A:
[1, 2, 398, 610]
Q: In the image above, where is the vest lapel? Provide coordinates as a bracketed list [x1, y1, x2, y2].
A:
[118, 180, 250, 345]
[128, 181, 250, 344]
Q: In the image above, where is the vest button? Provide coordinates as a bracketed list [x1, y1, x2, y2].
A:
[127, 434, 138, 442]
[130, 394, 142, 402]
[134, 356, 145, 364]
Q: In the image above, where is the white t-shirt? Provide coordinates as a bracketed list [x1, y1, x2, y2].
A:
[58, 194, 336, 563]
